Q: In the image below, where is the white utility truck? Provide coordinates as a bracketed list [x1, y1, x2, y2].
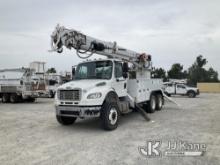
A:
[50, 24, 164, 130]
[0, 68, 39, 103]
[163, 81, 199, 98]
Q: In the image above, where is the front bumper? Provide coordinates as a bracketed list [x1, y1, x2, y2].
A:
[56, 105, 101, 118]
[22, 91, 39, 98]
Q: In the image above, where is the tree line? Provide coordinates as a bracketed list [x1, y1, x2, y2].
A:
[46, 55, 219, 86]
[151, 55, 219, 85]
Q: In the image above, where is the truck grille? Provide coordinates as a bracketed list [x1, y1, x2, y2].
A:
[25, 85, 32, 91]
[59, 89, 81, 101]
[60, 110, 80, 116]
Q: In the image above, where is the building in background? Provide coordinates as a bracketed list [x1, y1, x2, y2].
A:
[197, 83, 220, 93]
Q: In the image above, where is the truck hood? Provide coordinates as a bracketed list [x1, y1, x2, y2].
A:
[186, 86, 198, 90]
[58, 80, 108, 91]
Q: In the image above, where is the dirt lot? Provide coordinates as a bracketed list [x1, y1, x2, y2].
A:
[0, 93, 219, 165]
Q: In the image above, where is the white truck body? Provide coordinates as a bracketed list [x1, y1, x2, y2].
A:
[29, 61, 49, 97]
[127, 78, 162, 103]
[50, 24, 165, 130]
[0, 68, 39, 102]
[55, 59, 163, 118]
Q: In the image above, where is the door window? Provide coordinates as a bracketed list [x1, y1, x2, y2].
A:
[115, 62, 123, 78]
[177, 84, 186, 89]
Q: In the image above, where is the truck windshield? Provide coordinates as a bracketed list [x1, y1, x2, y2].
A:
[75, 61, 113, 80]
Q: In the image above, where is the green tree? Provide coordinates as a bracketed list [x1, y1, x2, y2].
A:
[188, 55, 219, 85]
[167, 63, 187, 79]
[206, 67, 218, 82]
[151, 67, 167, 81]
[196, 55, 207, 68]
[46, 67, 56, 74]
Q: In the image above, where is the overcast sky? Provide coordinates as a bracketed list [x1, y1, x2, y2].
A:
[0, 0, 220, 74]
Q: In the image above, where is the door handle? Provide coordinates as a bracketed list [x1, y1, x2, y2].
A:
[116, 79, 125, 82]
[124, 83, 127, 89]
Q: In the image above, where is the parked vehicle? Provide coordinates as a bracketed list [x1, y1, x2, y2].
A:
[163, 82, 199, 98]
[0, 68, 39, 103]
[50, 24, 165, 130]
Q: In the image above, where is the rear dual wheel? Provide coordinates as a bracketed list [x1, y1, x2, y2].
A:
[10, 94, 19, 103]
[156, 94, 163, 110]
[146, 95, 156, 113]
[2, 94, 10, 103]
[1, 93, 35, 103]
[2, 93, 19, 103]
[146, 93, 163, 113]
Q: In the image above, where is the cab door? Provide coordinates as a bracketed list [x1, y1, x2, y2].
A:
[112, 61, 127, 97]
[176, 84, 187, 94]
[165, 83, 175, 94]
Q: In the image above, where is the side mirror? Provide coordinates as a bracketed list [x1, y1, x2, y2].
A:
[122, 72, 128, 79]
[72, 67, 76, 80]
[122, 62, 129, 73]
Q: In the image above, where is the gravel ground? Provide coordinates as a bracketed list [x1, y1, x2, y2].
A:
[0, 93, 219, 165]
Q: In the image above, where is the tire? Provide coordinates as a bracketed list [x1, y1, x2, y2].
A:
[10, 94, 18, 103]
[188, 91, 196, 98]
[156, 94, 163, 110]
[100, 93, 120, 130]
[164, 92, 171, 97]
[49, 91, 55, 98]
[2, 94, 10, 103]
[27, 97, 36, 102]
[56, 115, 77, 125]
[146, 94, 156, 113]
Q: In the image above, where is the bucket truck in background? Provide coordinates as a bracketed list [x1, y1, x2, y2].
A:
[163, 80, 199, 98]
[0, 68, 38, 103]
[0, 62, 49, 103]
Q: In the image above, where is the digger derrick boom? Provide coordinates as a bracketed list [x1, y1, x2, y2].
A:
[50, 24, 152, 69]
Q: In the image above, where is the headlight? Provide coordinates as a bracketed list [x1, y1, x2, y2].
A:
[87, 92, 102, 99]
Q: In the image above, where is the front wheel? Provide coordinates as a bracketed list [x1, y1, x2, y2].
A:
[100, 101, 120, 130]
[188, 91, 196, 98]
[56, 115, 77, 125]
